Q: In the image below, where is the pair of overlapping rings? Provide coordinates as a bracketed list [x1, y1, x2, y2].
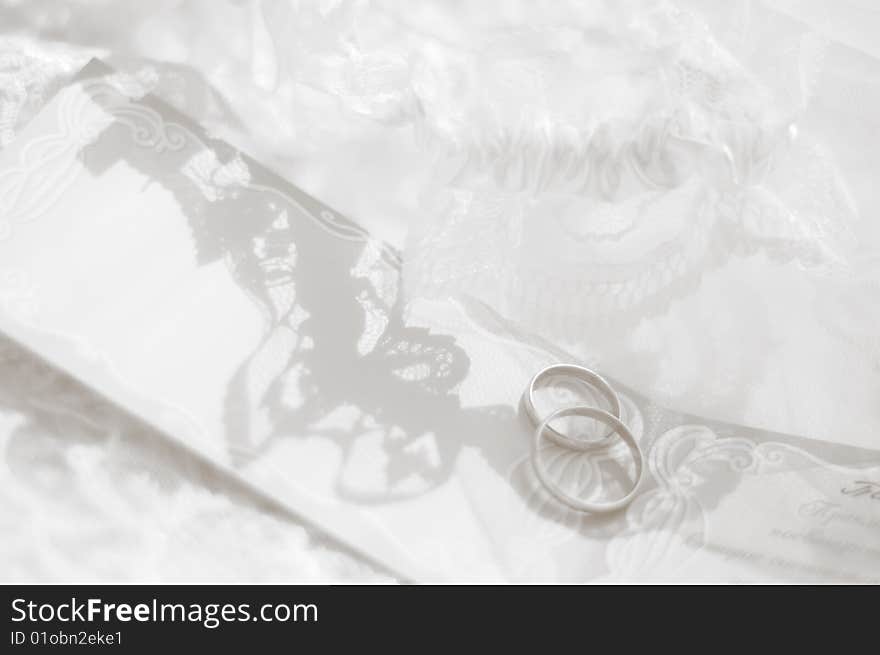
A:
[522, 364, 644, 514]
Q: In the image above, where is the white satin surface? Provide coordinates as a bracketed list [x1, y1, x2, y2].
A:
[2, 0, 879, 582]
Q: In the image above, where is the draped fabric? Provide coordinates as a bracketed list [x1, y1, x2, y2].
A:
[2, 0, 879, 580]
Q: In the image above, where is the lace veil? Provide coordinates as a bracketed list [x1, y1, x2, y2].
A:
[3, 0, 880, 443]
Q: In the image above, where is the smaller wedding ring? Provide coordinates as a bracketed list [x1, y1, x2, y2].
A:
[522, 363, 621, 450]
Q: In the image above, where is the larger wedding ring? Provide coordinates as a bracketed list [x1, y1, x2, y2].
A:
[522, 363, 621, 450]
[532, 405, 643, 514]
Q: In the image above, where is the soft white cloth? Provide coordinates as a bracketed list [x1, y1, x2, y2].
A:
[2, 0, 879, 582]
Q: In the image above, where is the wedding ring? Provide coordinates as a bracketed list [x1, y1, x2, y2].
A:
[531, 405, 643, 514]
[522, 363, 621, 449]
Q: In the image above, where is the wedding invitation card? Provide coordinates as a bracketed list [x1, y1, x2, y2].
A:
[1, 60, 878, 582]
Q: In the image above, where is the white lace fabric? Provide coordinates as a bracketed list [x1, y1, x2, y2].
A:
[256, 1, 880, 440]
[1, 0, 880, 581]
[388, 1, 880, 442]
